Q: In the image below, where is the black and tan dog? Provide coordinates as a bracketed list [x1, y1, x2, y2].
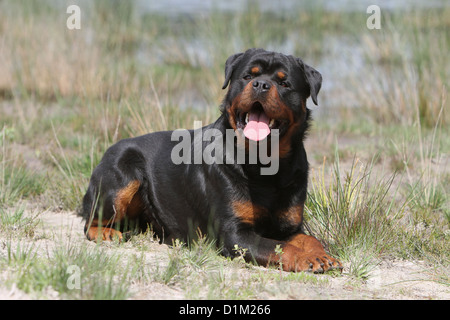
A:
[80, 48, 341, 273]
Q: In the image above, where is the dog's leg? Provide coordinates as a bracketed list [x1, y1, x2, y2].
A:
[83, 180, 142, 242]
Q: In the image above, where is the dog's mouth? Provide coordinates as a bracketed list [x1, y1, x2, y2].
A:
[235, 102, 286, 141]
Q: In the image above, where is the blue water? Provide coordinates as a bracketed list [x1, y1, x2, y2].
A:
[57, 0, 448, 112]
[56, 0, 448, 16]
[135, 0, 447, 16]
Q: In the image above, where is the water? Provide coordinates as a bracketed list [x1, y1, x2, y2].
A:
[135, 0, 448, 16]
[58, 0, 448, 113]
[60, 0, 448, 16]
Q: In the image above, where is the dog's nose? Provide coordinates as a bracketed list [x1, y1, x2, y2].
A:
[252, 80, 271, 92]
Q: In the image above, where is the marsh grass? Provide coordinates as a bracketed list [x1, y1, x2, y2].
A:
[49, 241, 131, 299]
[356, 10, 449, 127]
[0, 238, 132, 299]
[47, 122, 108, 210]
[405, 180, 447, 223]
[406, 103, 448, 223]
[0, 202, 130, 299]
[305, 152, 407, 278]
[0, 126, 46, 206]
[151, 236, 223, 287]
[145, 233, 338, 299]
[0, 205, 41, 239]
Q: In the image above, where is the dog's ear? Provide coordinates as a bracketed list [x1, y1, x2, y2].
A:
[222, 52, 244, 89]
[297, 58, 322, 106]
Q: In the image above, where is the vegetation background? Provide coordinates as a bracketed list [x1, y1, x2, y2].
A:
[0, 0, 448, 299]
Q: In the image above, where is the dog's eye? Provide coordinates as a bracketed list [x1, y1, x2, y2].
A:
[243, 75, 252, 80]
[280, 81, 290, 88]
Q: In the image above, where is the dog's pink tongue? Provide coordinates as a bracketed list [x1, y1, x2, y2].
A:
[243, 110, 270, 141]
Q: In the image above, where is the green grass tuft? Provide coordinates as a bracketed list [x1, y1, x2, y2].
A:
[305, 152, 406, 279]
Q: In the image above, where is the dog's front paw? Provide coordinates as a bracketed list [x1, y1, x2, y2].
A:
[282, 250, 341, 273]
[280, 234, 343, 273]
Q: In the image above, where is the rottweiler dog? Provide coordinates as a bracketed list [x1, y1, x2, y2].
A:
[80, 48, 342, 273]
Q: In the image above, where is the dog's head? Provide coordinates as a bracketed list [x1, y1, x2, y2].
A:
[220, 48, 322, 157]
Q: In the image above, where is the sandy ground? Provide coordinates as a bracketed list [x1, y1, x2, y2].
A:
[0, 209, 448, 300]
